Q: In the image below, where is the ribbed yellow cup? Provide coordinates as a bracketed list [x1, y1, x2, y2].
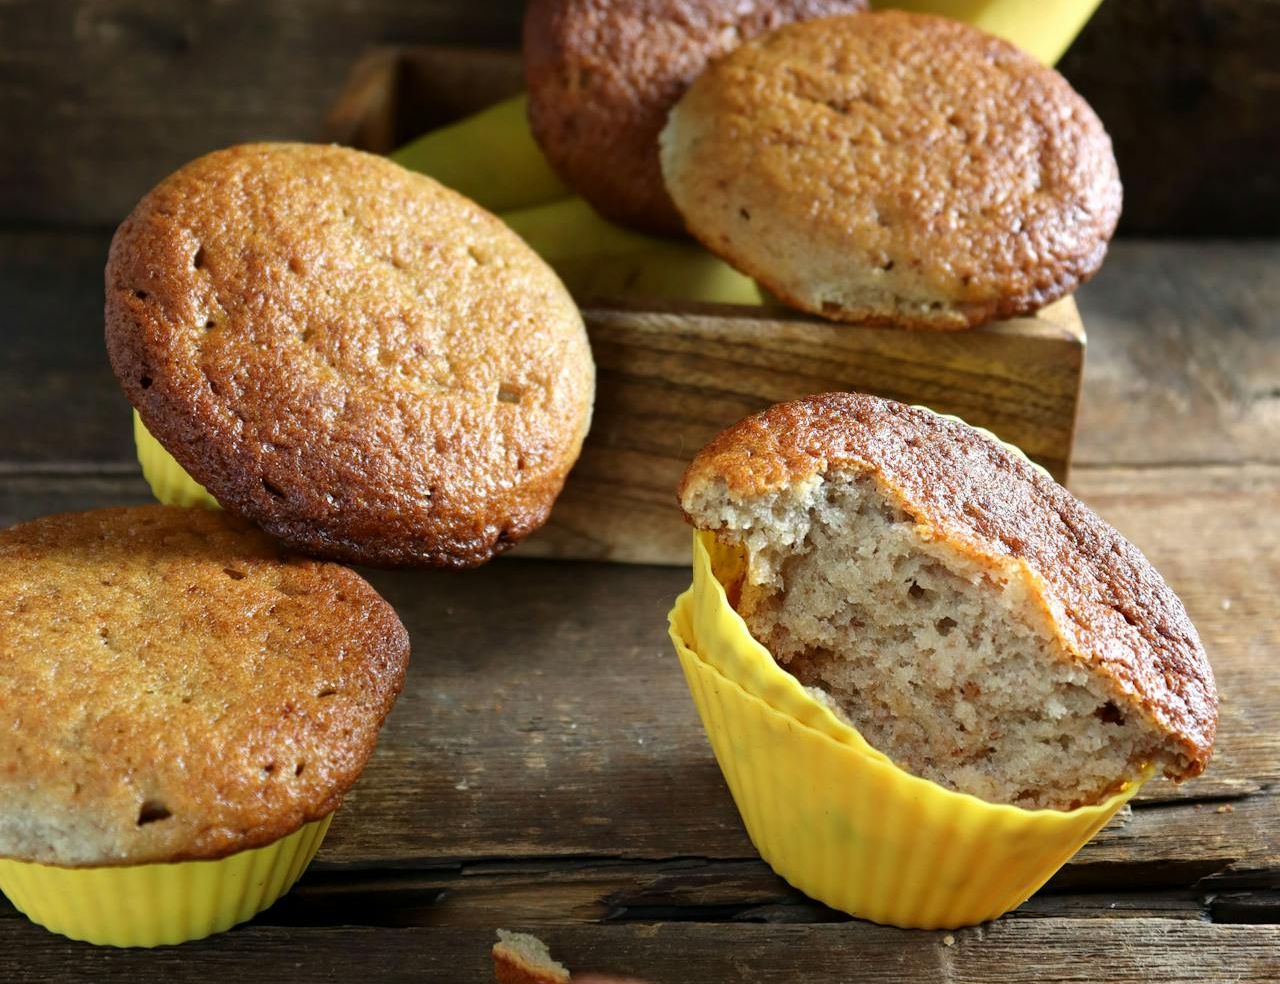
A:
[670, 536, 1147, 928]
[0, 814, 332, 947]
[133, 410, 220, 509]
[876, 1, 1103, 65]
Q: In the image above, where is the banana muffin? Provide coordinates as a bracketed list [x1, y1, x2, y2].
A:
[679, 393, 1216, 810]
[523, 0, 868, 236]
[660, 11, 1122, 329]
[106, 143, 594, 568]
[0, 505, 408, 866]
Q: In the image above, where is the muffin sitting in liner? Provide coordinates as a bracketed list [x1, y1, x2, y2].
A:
[670, 392, 1216, 926]
[0, 506, 408, 946]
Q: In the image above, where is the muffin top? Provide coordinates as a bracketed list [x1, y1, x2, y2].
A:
[523, 0, 868, 236]
[105, 143, 595, 568]
[0, 506, 409, 867]
[660, 11, 1122, 329]
[679, 393, 1217, 778]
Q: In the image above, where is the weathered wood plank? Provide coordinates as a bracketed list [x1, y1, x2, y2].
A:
[0, 856, 1217, 930]
[0, 0, 527, 228]
[523, 298, 1084, 562]
[0, 232, 136, 466]
[0, 918, 1276, 983]
[1073, 240, 1280, 468]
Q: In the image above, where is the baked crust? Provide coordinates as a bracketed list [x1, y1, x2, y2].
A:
[523, 0, 868, 235]
[660, 11, 1122, 329]
[0, 505, 409, 866]
[679, 393, 1217, 777]
[493, 930, 571, 984]
[105, 143, 594, 568]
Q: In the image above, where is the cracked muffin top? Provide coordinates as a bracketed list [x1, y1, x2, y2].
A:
[105, 143, 595, 568]
[660, 11, 1122, 329]
[0, 505, 409, 866]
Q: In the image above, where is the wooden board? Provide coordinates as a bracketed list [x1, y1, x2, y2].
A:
[325, 45, 1087, 564]
[0, 233, 1277, 980]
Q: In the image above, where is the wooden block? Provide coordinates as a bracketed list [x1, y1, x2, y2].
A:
[326, 46, 1087, 565]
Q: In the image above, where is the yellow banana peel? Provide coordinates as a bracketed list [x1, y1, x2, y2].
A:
[875, 0, 1102, 65]
[390, 94, 568, 213]
[500, 198, 762, 304]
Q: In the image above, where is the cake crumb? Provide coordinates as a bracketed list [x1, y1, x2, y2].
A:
[942, 934, 955, 947]
[1216, 804, 1235, 814]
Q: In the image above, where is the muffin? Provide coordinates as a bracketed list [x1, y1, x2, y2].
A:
[0, 505, 409, 946]
[493, 930, 571, 984]
[668, 393, 1216, 926]
[681, 392, 1215, 807]
[523, 0, 868, 236]
[106, 142, 595, 568]
[660, 11, 1122, 329]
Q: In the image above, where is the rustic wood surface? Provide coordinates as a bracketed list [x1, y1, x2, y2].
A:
[527, 297, 1084, 563]
[4, 1, 1278, 231]
[0, 234, 1277, 980]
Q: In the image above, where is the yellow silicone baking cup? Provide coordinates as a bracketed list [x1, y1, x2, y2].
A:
[0, 813, 332, 947]
[133, 409, 220, 509]
[670, 585, 1146, 928]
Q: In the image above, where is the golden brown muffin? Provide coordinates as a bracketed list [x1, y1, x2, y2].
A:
[660, 11, 1122, 330]
[679, 393, 1216, 809]
[523, 0, 868, 236]
[105, 143, 595, 568]
[0, 505, 409, 866]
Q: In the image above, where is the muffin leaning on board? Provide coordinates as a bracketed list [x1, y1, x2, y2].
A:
[660, 10, 1121, 328]
[107, 142, 595, 567]
[516, 5, 1121, 328]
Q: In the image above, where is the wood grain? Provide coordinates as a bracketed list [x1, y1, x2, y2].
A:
[0, 233, 1276, 978]
[523, 298, 1085, 563]
[1061, 0, 1280, 235]
[1073, 240, 1280, 468]
[0, 918, 1275, 983]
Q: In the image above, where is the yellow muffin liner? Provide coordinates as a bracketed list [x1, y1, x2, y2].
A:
[670, 575, 1147, 928]
[133, 409, 220, 509]
[0, 814, 332, 947]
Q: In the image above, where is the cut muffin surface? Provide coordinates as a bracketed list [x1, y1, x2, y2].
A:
[680, 394, 1216, 810]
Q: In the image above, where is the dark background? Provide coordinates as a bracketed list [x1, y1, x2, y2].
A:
[1, 0, 1277, 233]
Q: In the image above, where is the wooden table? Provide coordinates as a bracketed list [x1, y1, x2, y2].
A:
[1, 233, 1277, 981]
